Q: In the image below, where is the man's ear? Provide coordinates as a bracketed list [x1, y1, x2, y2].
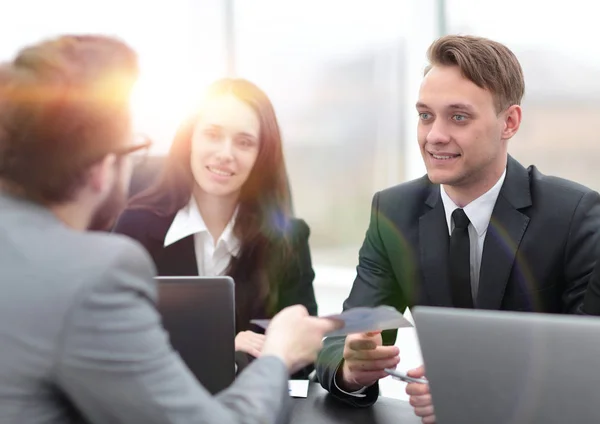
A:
[88, 154, 117, 194]
[501, 104, 522, 140]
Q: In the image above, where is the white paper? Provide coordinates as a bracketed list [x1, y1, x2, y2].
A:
[323, 305, 413, 337]
[251, 305, 413, 337]
[288, 379, 309, 398]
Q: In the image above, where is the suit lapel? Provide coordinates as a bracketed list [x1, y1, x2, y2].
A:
[477, 156, 532, 309]
[419, 187, 453, 306]
[160, 236, 199, 276]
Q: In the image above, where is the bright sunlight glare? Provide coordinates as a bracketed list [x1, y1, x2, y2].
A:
[130, 69, 207, 155]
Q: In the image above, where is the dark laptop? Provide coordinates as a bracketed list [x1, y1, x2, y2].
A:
[156, 276, 236, 394]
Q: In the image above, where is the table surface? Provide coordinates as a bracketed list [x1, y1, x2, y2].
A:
[289, 383, 421, 424]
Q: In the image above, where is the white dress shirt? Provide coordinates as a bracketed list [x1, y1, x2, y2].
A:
[163, 198, 240, 276]
[337, 169, 507, 397]
[440, 169, 506, 302]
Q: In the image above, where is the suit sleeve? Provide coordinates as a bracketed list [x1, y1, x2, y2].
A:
[315, 192, 404, 407]
[567, 191, 600, 314]
[582, 261, 600, 315]
[54, 240, 291, 424]
[277, 219, 318, 316]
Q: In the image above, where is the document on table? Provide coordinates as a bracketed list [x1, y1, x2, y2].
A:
[288, 380, 309, 398]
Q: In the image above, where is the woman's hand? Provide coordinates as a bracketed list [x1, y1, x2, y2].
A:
[234, 330, 266, 357]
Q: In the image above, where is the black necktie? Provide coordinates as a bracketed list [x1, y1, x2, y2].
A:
[449, 208, 473, 308]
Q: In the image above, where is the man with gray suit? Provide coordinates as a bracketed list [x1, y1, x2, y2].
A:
[0, 35, 339, 424]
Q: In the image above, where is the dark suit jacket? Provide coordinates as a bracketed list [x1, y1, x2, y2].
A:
[316, 156, 600, 406]
[581, 256, 600, 314]
[113, 208, 318, 378]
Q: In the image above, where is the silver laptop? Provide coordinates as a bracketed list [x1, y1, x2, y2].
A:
[156, 276, 236, 394]
[413, 306, 600, 424]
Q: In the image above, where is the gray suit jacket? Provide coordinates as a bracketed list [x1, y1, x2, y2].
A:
[0, 192, 291, 424]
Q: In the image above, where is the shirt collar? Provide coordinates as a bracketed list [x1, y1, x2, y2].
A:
[164, 197, 240, 256]
[440, 169, 507, 236]
[219, 211, 240, 256]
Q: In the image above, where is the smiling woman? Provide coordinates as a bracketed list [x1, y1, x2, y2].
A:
[112, 78, 319, 379]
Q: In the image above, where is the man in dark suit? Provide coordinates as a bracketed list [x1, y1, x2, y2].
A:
[316, 34, 600, 423]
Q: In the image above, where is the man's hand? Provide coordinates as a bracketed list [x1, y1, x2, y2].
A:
[406, 365, 435, 424]
[262, 305, 342, 374]
[337, 331, 400, 392]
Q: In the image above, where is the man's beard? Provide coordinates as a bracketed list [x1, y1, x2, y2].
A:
[88, 179, 128, 232]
